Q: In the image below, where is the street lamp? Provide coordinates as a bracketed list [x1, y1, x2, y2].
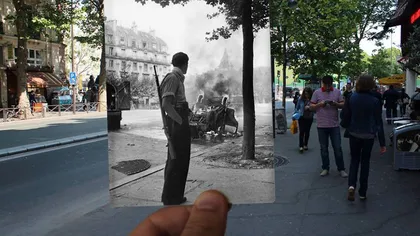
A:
[281, 0, 298, 110]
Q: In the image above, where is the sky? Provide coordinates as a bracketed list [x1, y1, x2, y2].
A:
[104, 0, 271, 76]
[360, 26, 402, 57]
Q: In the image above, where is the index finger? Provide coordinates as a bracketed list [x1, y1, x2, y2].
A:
[130, 205, 193, 236]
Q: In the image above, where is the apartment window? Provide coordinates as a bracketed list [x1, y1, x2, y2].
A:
[121, 60, 127, 69]
[144, 63, 148, 72]
[152, 43, 157, 50]
[133, 62, 137, 71]
[132, 40, 136, 48]
[143, 42, 147, 48]
[14, 48, 42, 66]
[109, 60, 114, 68]
[120, 37, 125, 44]
[121, 48, 125, 56]
[109, 47, 114, 55]
[107, 34, 113, 43]
[159, 67, 162, 72]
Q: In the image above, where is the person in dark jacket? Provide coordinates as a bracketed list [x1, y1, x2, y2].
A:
[382, 85, 400, 124]
[292, 91, 300, 109]
[87, 75, 95, 90]
[345, 75, 386, 201]
[399, 88, 410, 117]
[370, 85, 383, 106]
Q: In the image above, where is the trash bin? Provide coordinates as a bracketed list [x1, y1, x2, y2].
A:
[393, 122, 420, 170]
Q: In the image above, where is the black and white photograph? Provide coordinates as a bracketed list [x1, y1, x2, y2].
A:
[105, 0, 274, 207]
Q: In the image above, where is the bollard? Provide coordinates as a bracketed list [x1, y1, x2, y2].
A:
[58, 105, 61, 116]
[23, 106, 28, 120]
[42, 106, 46, 118]
[2, 109, 6, 122]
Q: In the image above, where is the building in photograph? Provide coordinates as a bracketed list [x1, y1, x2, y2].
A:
[0, 0, 67, 108]
[384, 0, 420, 96]
[104, 20, 171, 81]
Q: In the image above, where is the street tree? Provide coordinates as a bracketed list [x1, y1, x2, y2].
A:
[136, 0, 269, 160]
[34, 0, 83, 75]
[367, 47, 403, 79]
[64, 37, 101, 79]
[76, 0, 106, 111]
[271, 0, 358, 79]
[352, 0, 396, 46]
[7, 0, 45, 116]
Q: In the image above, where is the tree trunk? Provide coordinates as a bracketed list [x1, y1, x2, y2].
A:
[241, 0, 255, 160]
[97, 0, 106, 112]
[13, 0, 30, 118]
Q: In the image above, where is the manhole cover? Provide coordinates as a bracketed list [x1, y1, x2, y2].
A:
[111, 159, 151, 175]
[274, 155, 289, 167]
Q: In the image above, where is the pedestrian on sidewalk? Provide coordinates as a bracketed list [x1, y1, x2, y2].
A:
[310, 75, 348, 178]
[160, 52, 191, 205]
[383, 85, 399, 124]
[341, 75, 386, 201]
[399, 88, 410, 117]
[294, 87, 314, 153]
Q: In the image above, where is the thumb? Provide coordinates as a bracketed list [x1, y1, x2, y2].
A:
[181, 190, 231, 236]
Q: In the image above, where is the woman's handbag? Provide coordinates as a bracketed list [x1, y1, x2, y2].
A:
[340, 94, 352, 129]
[290, 120, 298, 134]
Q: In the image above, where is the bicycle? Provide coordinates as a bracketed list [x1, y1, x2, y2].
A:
[6, 106, 21, 121]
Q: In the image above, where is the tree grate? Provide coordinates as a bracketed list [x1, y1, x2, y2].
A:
[111, 159, 151, 176]
[274, 155, 289, 167]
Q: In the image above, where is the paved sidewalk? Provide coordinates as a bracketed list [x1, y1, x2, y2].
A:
[0, 131, 107, 158]
[255, 121, 420, 235]
[110, 126, 275, 207]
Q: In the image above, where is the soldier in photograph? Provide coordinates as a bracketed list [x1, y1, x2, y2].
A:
[160, 52, 191, 205]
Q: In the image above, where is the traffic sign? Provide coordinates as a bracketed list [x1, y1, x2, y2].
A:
[69, 72, 77, 85]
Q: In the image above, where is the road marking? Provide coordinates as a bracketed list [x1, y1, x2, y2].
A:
[0, 137, 108, 163]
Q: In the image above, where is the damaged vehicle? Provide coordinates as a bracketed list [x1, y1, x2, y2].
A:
[189, 94, 240, 140]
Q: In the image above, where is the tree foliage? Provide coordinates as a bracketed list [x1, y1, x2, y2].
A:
[271, 0, 359, 78]
[367, 47, 403, 79]
[403, 25, 420, 72]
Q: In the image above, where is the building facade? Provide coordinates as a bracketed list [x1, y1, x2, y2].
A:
[104, 20, 171, 83]
[0, 0, 66, 108]
[385, 0, 420, 96]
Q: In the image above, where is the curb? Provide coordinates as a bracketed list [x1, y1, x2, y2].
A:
[0, 131, 108, 158]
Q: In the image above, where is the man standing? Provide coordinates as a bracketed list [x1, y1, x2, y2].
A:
[342, 83, 353, 100]
[382, 85, 399, 124]
[310, 75, 348, 177]
[160, 52, 191, 205]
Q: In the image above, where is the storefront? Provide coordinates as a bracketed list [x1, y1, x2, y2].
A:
[384, 0, 420, 97]
[6, 67, 65, 107]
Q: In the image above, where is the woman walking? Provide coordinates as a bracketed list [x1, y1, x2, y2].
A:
[342, 75, 386, 201]
[294, 87, 314, 153]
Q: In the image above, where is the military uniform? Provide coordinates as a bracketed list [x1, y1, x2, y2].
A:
[160, 67, 191, 205]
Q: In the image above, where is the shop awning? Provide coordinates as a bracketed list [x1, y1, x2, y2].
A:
[384, 0, 410, 28]
[13, 71, 64, 88]
[378, 74, 406, 85]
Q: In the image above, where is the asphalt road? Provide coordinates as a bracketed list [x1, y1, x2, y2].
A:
[0, 139, 109, 236]
[0, 116, 107, 149]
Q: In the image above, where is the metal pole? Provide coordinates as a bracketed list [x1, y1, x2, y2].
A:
[71, 0, 76, 114]
[282, 23, 287, 110]
[271, 56, 276, 138]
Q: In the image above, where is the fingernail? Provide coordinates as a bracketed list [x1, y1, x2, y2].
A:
[196, 194, 221, 211]
[227, 202, 233, 211]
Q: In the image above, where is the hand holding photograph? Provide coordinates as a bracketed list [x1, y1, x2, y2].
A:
[106, 0, 275, 207]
